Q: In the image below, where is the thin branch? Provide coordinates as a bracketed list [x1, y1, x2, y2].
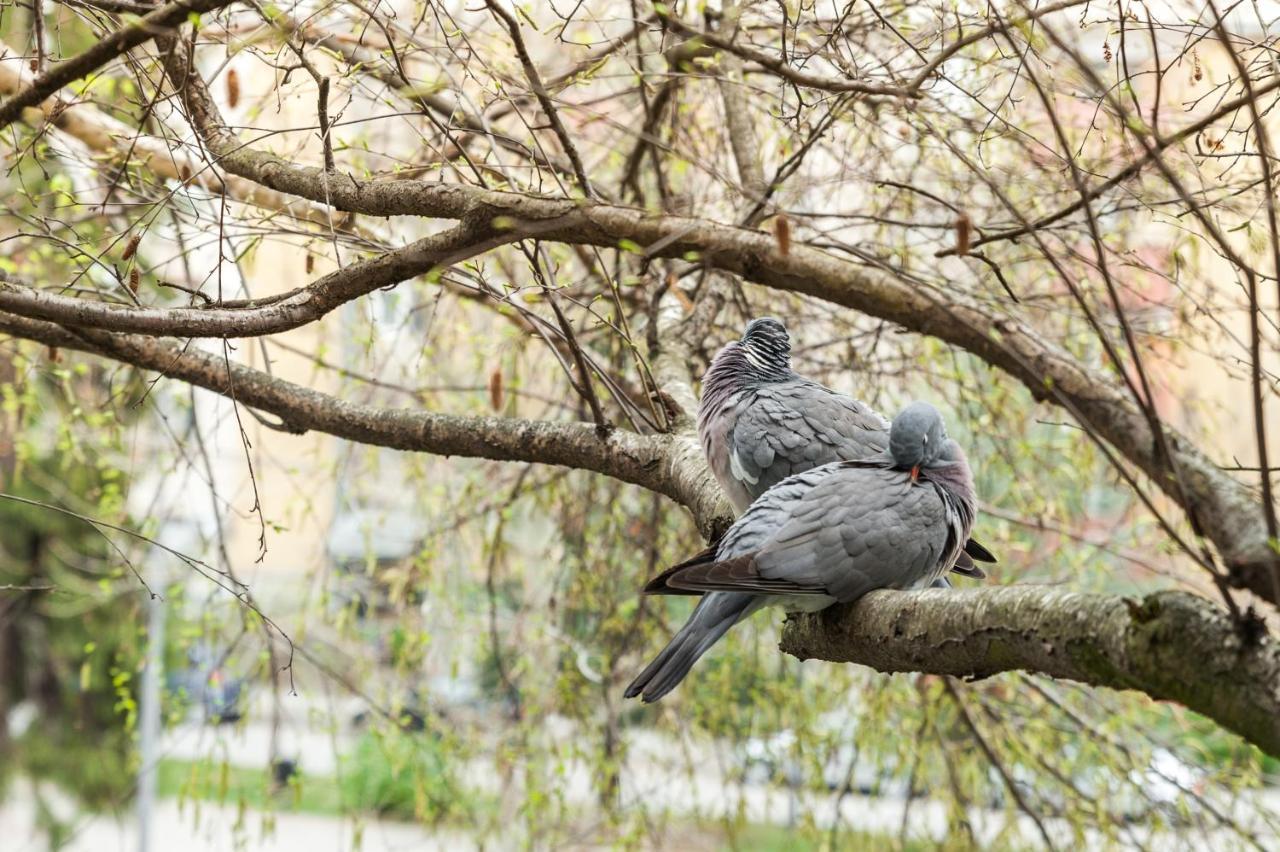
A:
[657, 15, 912, 97]
[485, 0, 595, 198]
[944, 679, 1058, 851]
[0, 0, 239, 130]
[0, 311, 733, 540]
[0, 222, 515, 337]
[946, 72, 1280, 256]
[905, 0, 1089, 91]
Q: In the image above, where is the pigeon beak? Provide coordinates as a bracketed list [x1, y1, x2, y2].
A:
[910, 465, 920, 483]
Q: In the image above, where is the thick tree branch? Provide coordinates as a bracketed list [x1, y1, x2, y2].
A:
[7, 174, 1272, 597]
[0, 221, 523, 335]
[5, 312, 1277, 755]
[780, 586, 1280, 758]
[0, 313, 733, 540]
[60, 34, 1270, 602]
[713, 22, 768, 203]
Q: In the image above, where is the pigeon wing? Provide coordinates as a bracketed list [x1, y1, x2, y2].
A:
[641, 547, 717, 595]
[662, 466, 953, 603]
[726, 382, 890, 500]
[753, 468, 951, 602]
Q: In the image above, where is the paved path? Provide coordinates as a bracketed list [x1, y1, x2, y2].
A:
[4, 715, 1277, 851]
[0, 785, 483, 852]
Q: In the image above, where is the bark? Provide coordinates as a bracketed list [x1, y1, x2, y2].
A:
[0, 313, 734, 540]
[780, 586, 1280, 758]
[148, 43, 1280, 599]
[6, 166, 1270, 598]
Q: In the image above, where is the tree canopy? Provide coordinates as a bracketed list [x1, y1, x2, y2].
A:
[2, 0, 1280, 847]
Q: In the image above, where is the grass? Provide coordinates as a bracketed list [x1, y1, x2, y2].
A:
[156, 759, 347, 816]
[156, 728, 471, 821]
[723, 823, 936, 852]
[155, 759, 919, 849]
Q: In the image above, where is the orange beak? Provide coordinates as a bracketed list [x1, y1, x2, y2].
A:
[910, 465, 920, 482]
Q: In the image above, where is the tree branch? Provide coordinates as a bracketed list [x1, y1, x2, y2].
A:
[657, 1, 1091, 99]
[943, 71, 1280, 257]
[780, 586, 1280, 758]
[0, 220, 522, 336]
[0, 0, 238, 130]
[657, 16, 912, 98]
[0, 39, 380, 243]
[280, 16, 581, 185]
[904, 0, 1090, 91]
[8, 311, 1277, 756]
[0, 312, 733, 540]
[9, 174, 1273, 599]
[484, 0, 595, 198]
[69, 34, 1280, 602]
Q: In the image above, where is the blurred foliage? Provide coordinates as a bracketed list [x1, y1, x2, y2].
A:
[158, 757, 344, 815]
[339, 728, 471, 823]
[0, 422, 142, 809]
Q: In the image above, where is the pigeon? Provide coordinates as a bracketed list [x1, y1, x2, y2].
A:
[697, 316, 994, 577]
[625, 401, 977, 702]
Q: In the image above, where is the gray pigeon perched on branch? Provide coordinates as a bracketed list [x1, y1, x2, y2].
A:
[697, 316, 993, 576]
[625, 401, 977, 703]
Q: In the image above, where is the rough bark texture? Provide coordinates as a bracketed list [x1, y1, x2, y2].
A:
[150, 39, 1280, 598]
[0, 313, 734, 540]
[781, 586, 1280, 757]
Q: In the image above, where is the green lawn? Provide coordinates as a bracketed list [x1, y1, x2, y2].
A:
[156, 759, 348, 815]
[156, 758, 937, 850]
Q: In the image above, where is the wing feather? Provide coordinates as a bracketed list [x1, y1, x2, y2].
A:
[657, 465, 955, 603]
[725, 381, 888, 499]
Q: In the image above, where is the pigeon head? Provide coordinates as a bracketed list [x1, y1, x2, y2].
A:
[738, 317, 791, 377]
[700, 317, 794, 415]
[889, 401, 948, 480]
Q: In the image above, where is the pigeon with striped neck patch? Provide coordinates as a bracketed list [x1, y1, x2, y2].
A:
[697, 316, 995, 576]
[626, 401, 977, 703]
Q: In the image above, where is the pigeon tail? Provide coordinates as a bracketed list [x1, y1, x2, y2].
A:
[624, 593, 758, 703]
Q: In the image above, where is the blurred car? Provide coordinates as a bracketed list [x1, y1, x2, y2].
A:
[983, 746, 1208, 824]
[735, 718, 912, 797]
[168, 643, 246, 725]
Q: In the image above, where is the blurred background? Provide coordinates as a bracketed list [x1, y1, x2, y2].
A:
[2, 0, 1280, 849]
